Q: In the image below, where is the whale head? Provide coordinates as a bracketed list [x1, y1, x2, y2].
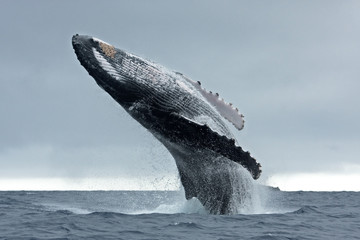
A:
[72, 34, 141, 107]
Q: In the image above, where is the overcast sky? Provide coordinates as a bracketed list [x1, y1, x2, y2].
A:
[1, 0, 359, 190]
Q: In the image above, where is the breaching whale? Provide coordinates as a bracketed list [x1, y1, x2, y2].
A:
[72, 34, 261, 214]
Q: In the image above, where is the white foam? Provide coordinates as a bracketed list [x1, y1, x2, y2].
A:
[41, 203, 92, 215]
[151, 197, 207, 214]
[128, 196, 207, 215]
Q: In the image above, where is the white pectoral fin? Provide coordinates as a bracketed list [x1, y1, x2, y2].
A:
[180, 74, 245, 130]
[201, 90, 245, 130]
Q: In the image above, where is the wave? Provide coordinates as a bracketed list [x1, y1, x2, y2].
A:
[21, 187, 291, 217]
[292, 205, 322, 214]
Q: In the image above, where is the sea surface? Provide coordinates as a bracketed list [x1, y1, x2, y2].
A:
[0, 190, 359, 239]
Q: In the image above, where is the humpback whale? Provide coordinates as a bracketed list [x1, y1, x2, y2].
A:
[72, 34, 261, 214]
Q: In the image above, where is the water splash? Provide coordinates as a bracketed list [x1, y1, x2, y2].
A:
[150, 196, 207, 214]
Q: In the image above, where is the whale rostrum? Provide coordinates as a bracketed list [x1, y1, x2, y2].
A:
[72, 34, 261, 214]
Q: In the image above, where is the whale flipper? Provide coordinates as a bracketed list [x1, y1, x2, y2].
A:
[178, 74, 245, 130]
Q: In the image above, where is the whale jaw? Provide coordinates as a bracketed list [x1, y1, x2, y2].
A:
[72, 34, 261, 214]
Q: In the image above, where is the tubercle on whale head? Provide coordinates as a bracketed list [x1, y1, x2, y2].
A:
[93, 37, 116, 59]
[72, 34, 117, 57]
[72, 34, 121, 76]
[72, 34, 167, 96]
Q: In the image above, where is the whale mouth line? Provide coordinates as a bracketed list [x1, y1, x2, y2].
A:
[72, 34, 261, 214]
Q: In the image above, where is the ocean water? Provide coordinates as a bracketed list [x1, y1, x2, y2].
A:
[0, 189, 359, 239]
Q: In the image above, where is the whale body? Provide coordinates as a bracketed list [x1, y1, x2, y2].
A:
[72, 35, 261, 214]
